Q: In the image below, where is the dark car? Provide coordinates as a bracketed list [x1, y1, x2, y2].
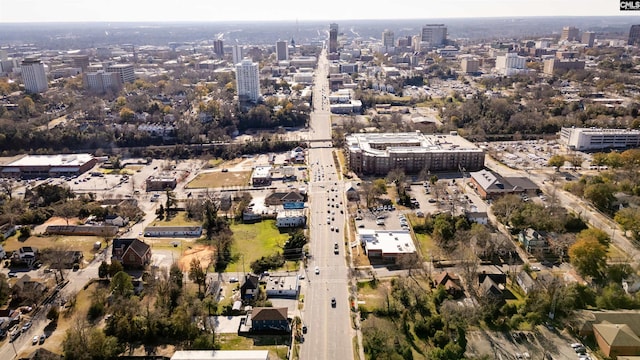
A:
[331, 297, 336, 307]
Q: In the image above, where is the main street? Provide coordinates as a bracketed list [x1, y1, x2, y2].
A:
[298, 48, 354, 360]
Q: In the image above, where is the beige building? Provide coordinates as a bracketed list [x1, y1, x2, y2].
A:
[345, 132, 484, 175]
[543, 58, 585, 75]
[461, 57, 479, 74]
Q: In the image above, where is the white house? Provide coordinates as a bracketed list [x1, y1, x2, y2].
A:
[105, 215, 129, 227]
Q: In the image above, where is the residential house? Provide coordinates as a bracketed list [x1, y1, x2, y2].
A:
[0, 309, 22, 334]
[516, 270, 536, 294]
[466, 211, 488, 225]
[248, 307, 290, 333]
[518, 228, 550, 253]
[432, 271, 463, 298]
[241, 274, 260, 301]
[469, 169, 539, 200]
[105, 215, 129, 227]
[11, 274, 47, 303]
[143, 226, 203, 237]
[111, 238, 151, 269]
[344, 182, 359, 201]
[11, 246, 38, 266]
[47, 250, 84, 269]
[480, 276, 503, 300]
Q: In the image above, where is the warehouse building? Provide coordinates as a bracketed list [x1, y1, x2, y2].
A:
[0, 153, 96, 178]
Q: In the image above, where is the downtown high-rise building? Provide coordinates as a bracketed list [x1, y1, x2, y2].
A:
[235, 58, 260, 103]
[20, 57, 48, 94]
[561, 26, 580, 42]
[329, 23, 339, 53]
[214, 39, 224, 57]
[582, 31, 595, 47]
[629, 25, 640, 46]
[106, 63, 135, 83]
[232, 45, 243, 65]
[276, 40, 289, 61]
[382, 29, 395, 47]
[421, 24, 447, 47]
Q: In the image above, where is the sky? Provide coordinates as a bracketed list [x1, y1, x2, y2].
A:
[0, 0, 634, 23]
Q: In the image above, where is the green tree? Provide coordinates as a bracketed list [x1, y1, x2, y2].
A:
[615, 207, 640, 241]
[108, 260, 124, 277]
[583, 182, 616, 212]
[98, 261, 109, 278]
[46, 306, 59, 323]
[548, 155, 566, 168]
[188, 258, 207, 297]
[110, 271, 134, 298]
[373, 179, 388, 195]
[63, 319, 122, 360]
[0, 274, 10, 306]
[576, 228, 610, 245]
[569, 238, 607, 281]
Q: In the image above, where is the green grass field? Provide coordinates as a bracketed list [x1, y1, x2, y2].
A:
[149, 211, 201, 227]
[186, 171, 251, 189]
[227, 220, 291, 273]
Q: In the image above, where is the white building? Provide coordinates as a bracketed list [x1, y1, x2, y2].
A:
[275, 210, 306, 228]
[276, 41, 289, 61]
[106, 63, 135, 83]
[358, 229, 416, 262]
[235, 58, 260, 103]
[382, 29, 395, 47]
[495, 53, 527, 76]
[171, 350, 269, 360]
[560, 127, 640, 151]
[20, 57, 48, 93]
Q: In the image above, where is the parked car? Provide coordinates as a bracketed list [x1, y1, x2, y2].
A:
[331, 297, 336, 307]
[314, 266, 320, 275]
[32, 335, 39, 345]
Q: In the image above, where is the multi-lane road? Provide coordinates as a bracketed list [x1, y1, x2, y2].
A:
[299, 49, 355, 360]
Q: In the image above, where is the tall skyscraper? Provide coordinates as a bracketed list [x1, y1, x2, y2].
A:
[421, 24, 447, 47]
[20, 57, 48, 94]
[629, 25, 640, 46]
[214, 39, 224, 57]
[382, 29, 395, 48]
[235, 58, 260, 103]
[561, 26, 580, 42]
[276, 41, 289, 61]
[71, 54, 90, 72]
[329, 23, 339, 53]
[232, 45, 243, 65]
[582, 32, 595, 47]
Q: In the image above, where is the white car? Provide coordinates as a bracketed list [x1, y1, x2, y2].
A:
[314, 266, 320, 275]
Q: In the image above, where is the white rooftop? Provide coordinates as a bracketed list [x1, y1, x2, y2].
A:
[358, 229, 416, 255]
[346, 132, 481, 157]
[8, 153, 94, 167]
[252, 166, 272, 178]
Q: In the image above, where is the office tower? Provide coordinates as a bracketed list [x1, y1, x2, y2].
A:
[495, 53, 527, 76]
[106, 63, 135, 83]
[329, 23, 338, 53]
[235, 58, 260, 103]
[421, 24, 447, 46]
[276, 40, 289, 61]
[214, 39, 224, 57]
[0, 50, 7, 61]
[629, 25, 640, 46]
[582, 32, 595, 47]
[461, 57, 479, 73]
[382, 29, 395, 47]
[232, 45, 243, 65]
[71, 54, 90, 72]
[20, 57, 48, 94]
[561, 26, 579, 42]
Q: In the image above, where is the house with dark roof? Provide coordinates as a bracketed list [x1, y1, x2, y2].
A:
[518, 228, 550, 253]
[248, 307, 290, 333]
[469, 169, 539, 200]
[241, 274, 260, 301]
[264, 191, 305, 206]
[111, 238, 151, 269]
[480, 276, 504, 300]
[433, 271, 463, 298]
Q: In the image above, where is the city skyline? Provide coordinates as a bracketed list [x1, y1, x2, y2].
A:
[0, 0, 632, 23]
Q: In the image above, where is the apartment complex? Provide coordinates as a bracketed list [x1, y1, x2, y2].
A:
[495, 53, 527, 76]
[560, 127, 640, 151]
[213, 39, 224, 57]
[461, 57, 480, 74]
[232, 45, 243, 65]
[543, 58, 585, 75]
[20, 57, 48, 94]
[345, 132, 485, 175]
[83, 71, 122, 93]
[235, 58, 260, 103]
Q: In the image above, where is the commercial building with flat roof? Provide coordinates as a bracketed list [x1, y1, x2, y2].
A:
[358, 229, 416, 263]
[170, 350, 269, 360]
[560, 127, 640, 151]
[0, 153, 96, 178]
[345, 132, 484, 175]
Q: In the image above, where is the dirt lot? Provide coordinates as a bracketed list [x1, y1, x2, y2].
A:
[186, 170, 251, 189]
[177, 244, 215, 271]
